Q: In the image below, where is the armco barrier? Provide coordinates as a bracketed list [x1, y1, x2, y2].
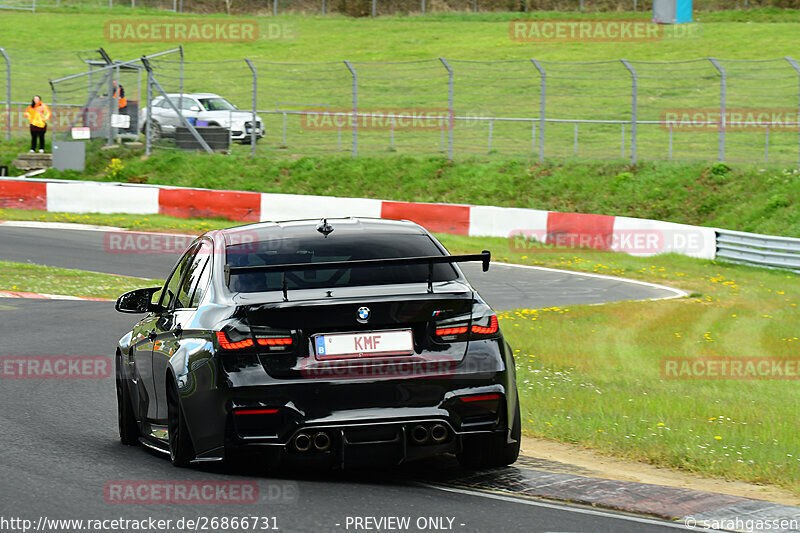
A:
[716, 229, 800, 273]
[2, 176, 797, 271]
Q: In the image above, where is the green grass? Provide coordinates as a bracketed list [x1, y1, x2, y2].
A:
[3, 10, 800, 161]
[2, 10, 800, 62]
[2, 142, 797, 237]
[0, 260, 161, 300]
[0, 205, 234, 234]
[442, 235, 800, 493]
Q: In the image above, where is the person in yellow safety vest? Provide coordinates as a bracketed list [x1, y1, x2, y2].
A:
[25, 95, 51, 153]
[113, 80, 128, 112]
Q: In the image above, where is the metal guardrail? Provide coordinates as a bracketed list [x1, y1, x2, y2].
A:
[716, 229, 800, 273]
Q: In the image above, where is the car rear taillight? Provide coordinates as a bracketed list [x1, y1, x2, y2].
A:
[435, 326, 468, 336]
[254, 331, 294, 352]
[460, 393, 500, 402]
[216, 331, 254, 350]
[470, 315, 499, 336]
[434, 314, 499, 342]
[234, 408, 279, 415]
[256, 337, 293, 346]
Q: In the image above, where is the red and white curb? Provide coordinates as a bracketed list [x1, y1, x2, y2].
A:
[0, 176, 717, 259]
[0, 290, 112, 302]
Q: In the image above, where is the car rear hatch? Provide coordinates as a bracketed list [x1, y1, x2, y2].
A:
[238, 287, 475, 380]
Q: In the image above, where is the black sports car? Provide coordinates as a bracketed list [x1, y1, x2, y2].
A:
[115, 218, 520, 469]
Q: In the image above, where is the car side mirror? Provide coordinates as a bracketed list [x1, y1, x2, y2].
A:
[190, 105, 201, 112]
[115, 287, 164, 314]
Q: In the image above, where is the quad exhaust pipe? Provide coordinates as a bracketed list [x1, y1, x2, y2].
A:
[410, 424, 430, 445]
[293, 431, 332, 452]
[409, 423, 449, 445]
[293, 432, 312, 452]
[313, 431, 331, 452]
[430, 423, 448, 443]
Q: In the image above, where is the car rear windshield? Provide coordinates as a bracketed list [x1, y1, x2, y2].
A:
[226, 233, 459, 293]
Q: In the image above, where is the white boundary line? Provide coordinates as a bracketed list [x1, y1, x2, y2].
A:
[0, 220, 200, 238]
[0, 290, 112, 302]
[414, 482, 692, 530]
[493, 262, 689, 301]
[0, 220, 123, 232]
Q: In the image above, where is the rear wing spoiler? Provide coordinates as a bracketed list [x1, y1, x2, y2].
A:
[224, 250, 491, 301]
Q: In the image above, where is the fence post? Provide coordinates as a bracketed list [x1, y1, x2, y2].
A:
[344, 60, 358, 157]
[49, 80, 56, 148]
[0, 47, 9, 141]
[422, 0, 426, 14]
[107, 69, 115, 146]
[145, 66, 153, 155]
[785, 57, 800, 169]
[669, 123, 673, 160]
[273, 0, 278, 16]
[372, 0, 376, 17]
[179, 45, 184, 105]
[709, 57, 726, 162]
[531, 59, 546, 162]
[245, 59, 257, 155]
[439, 57, 454, 160]
[322, 0, 326, 15]
[574, 123, 579, 155]
[620, 59, 637, 163]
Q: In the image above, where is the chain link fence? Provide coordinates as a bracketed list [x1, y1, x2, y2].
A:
[2, 47, 800, 165]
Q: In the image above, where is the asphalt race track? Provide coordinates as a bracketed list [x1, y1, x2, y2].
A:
[0, 223, 688, 532]
[0, 223, 681, 309]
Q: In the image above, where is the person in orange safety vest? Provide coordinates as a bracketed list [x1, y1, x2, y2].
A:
[25, 95, 51, 153]
[113, 80, 128, 111]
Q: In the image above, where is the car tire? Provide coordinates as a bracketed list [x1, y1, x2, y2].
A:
[456, 395, 521, 469]
[116, 354, 139, 446]
[167, 380, 194, 467]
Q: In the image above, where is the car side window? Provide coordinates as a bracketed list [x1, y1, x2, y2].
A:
[180, 98, 197, 111]
[159, 245, 199, 310]
[178, 241, 213, 309]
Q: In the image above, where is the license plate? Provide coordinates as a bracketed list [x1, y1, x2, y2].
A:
[314, 329, 413, 359]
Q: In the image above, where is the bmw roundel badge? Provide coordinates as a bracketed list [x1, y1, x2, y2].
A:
[357, 306, 371, 323]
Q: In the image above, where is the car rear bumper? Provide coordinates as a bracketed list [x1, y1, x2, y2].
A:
[181, 372, 513, 466]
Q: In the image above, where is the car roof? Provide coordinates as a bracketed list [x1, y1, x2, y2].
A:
[217, 218, 429, 245]
[160, 93, 220, 98]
